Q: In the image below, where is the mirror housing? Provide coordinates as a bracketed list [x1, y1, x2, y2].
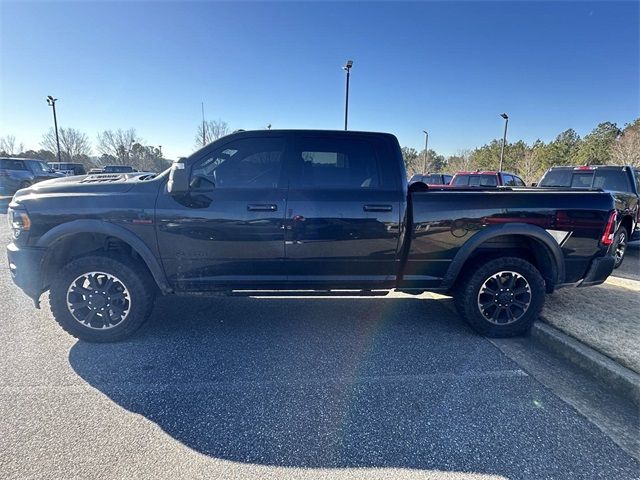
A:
[167, 158, 189, 194]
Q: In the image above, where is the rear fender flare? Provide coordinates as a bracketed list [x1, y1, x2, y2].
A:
[441, 223, 565, 289]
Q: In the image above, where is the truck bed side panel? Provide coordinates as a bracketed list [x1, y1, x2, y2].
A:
[401, 190, 615, 288]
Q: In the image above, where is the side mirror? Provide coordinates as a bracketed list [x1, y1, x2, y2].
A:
[167, 159, 189, 194]
[531, 182, 538, 187]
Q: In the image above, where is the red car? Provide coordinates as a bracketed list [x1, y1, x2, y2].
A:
[450, 170, 526, 187]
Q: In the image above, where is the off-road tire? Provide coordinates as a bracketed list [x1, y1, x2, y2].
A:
[455, 256, 545, 337]
[612, 227, 628, 269]
[49, 255, 156, 342]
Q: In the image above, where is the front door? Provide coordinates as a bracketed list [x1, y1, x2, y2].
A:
[155, 134, 289, 290]
[284, 133, 402, 289]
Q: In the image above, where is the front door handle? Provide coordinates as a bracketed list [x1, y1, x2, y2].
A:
[247, 204, 278, 212]
[363, 204, 393, 212]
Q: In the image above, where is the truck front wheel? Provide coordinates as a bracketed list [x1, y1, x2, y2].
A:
[49, 255, 156, 342]
[455, 257, 545, 337]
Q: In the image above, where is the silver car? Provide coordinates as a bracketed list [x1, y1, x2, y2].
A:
[0, 157, 63, 196]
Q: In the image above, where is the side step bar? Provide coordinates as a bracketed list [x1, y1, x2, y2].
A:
[229, 289, 391, 297]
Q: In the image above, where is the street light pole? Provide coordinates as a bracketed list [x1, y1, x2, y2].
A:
[343, 60, 353, 130]
[201, 102, 206, 147]
[423, 130, 429, 173]
[499, 113, 509, 171]
[46, 96, 61, 162]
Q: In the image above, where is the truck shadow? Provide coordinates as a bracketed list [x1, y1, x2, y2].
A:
[67, 295, 628, 477]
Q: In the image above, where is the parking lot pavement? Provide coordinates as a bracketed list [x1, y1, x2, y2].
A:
[615, 243, 640, 281]
[1, 219, 639, 480]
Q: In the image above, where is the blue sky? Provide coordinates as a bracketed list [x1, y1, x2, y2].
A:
[1, 1, 638, 159]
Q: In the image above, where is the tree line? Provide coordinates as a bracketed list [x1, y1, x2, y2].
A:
[2, 118, 638, 179]
[402, 118, 639, 184]
[0, 128, 169, 173]
[0, 119, 236, 173]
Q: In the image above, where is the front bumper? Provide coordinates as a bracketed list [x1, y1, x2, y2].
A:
[577, 255, 615, 287]
[6, 242, 46, 305]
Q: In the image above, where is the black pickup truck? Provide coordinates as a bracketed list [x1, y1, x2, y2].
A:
[7, 130, 618, 342]
[538, 165, 639, 268]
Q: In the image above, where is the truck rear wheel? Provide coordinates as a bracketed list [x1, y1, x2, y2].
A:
[612, 227, 627, 269]
[455, 257, 545, 337]
[49, 255, 155, 342]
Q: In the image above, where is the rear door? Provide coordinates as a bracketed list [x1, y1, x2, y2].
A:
[283, 133, 402, 288]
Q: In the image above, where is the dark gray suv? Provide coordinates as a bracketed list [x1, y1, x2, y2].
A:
[0, 158, 63, 196]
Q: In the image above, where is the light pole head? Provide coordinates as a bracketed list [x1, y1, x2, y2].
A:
[500, 113, 509, 120]
[423, 130, 428, 135]
[343, 60, 353, 71]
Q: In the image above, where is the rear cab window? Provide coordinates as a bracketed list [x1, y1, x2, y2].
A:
[540, 168, 631, 192]
[452, 174, 498, 187]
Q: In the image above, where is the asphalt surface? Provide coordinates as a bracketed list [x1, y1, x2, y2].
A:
[616, 242, 640, 281]
[0, 216, 638, 479]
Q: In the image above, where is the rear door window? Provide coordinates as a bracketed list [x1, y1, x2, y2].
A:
[0, 159, 27, 170]
[592, 170, 630, 192]
[291, 137, 380, 189]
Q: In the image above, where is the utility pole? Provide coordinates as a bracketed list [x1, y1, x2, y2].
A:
[423, 130, 429, 173]
[201, 102, 206, 147]
[46, 96, 61, 162]
[499, 113, 509, 171]
[343, 60, 353, 130]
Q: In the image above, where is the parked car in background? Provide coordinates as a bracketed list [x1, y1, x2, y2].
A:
[408, 172, 453, 186]
[0, 157, 63, 196]
[103, 165, 136, 173]
[48, 162, 87, 176]
[450, 171, 526, 187]
[538, 165, 639, 267]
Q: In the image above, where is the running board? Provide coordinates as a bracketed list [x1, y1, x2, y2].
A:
[229, 289, 391, 297]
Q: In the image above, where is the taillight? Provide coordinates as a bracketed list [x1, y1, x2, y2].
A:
[575, 165, 594, 171]
[601, 210, 617, 246]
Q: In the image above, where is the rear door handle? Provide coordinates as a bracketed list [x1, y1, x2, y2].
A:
[247, 204, 278, 212]
[363, 204, 393, 212]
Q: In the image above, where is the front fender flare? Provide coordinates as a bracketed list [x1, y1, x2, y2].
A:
[37, 219, 171, 294]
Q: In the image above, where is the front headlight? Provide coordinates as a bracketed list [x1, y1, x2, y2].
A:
[8, 207, 31, 240]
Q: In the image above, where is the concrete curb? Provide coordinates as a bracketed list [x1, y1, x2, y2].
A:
[532, 320, 640, 407]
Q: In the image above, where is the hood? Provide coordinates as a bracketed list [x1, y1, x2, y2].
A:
[12, 172, 161, 200]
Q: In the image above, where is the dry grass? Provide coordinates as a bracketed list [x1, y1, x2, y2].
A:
[542, 277, 640, 373]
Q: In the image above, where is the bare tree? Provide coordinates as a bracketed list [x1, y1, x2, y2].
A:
[518, 143, 545, 185]
[611, 119, 640, 167]
[446, 149, 474, 172]
[96, 129, 142, 165]
[41, 128, 92, 162]
[0, 135, 23, 156]
[195, 119, 230, 148]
